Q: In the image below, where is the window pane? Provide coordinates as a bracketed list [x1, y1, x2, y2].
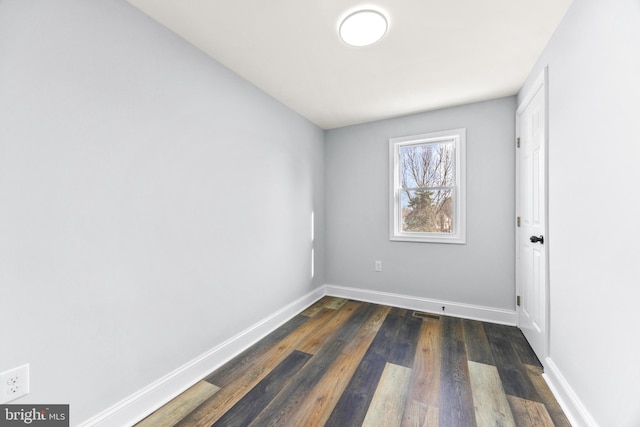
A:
[401, 188, 454, 233]
[400, 143, 454, 189]
[390, 128, 465, 244]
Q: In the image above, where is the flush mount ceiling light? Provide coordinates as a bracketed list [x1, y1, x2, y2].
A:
[339, 10, 388, 47]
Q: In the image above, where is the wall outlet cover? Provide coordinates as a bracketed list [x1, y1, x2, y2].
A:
[0, 364, 29, 404]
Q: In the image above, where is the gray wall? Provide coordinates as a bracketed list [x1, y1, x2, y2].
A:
[519, 0, 640, 425]
[5, 0, 635, 425]
[0, 0, 324, 423]
[325, 97, 516, 309]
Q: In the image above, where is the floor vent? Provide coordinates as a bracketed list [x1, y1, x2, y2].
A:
[412, 311, 440, 320]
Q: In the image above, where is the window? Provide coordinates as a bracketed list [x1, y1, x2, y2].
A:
[389, 128, 466, 243]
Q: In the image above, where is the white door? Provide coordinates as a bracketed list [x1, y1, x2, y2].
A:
[516, 70, 548, 361]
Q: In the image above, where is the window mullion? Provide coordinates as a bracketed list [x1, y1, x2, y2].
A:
[389, 128, 466, 244]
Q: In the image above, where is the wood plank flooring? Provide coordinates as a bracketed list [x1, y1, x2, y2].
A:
[136, 297, 571, 427]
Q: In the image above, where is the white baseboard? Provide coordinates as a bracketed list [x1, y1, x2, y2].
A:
[324, 284, 517, 325]
[78, 287, 325, 427]
[543, 357, 598, 427]
[80, 285, 598, 427]
[79, 284, 520, 426]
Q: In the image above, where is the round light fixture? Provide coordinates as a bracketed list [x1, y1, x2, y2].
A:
[339, 10, 388, 47]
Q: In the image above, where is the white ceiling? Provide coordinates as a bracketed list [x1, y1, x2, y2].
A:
[127, 0, 573, 129]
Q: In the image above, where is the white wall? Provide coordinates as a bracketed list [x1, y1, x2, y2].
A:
[0, 0, 324, 424]
[519, 0, 640, 425]
[325, 97, 516, 310]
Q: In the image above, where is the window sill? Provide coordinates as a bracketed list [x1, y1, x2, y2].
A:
[390, 234, 466, 244]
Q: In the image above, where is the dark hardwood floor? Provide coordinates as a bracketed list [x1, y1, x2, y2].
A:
[136, 297, 571, 426]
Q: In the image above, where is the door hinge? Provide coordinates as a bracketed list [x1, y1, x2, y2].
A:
[517, 295, 521, 306]
[517, 217, 521, 227]
[517, 137, 520, 148]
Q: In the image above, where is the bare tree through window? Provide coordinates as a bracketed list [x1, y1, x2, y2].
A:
[400, 143, 454, 233]
[390, 128, 465, 244]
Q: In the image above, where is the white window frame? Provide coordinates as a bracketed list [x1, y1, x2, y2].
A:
[389, 128, 466, 244]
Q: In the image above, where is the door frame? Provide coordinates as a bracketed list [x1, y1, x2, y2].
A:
[515, 67, 550, 362]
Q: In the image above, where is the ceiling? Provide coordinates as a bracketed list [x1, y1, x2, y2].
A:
[126, 0, 573, 129]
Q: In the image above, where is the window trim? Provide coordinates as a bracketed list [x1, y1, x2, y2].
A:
[389, 128, 466, 244]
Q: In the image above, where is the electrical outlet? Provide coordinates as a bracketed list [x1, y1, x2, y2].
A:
[374, 260, 383, 272]
[0, 364, 29, 404]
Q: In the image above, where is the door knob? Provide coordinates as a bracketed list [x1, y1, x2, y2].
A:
[530, 235, 544, 244]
